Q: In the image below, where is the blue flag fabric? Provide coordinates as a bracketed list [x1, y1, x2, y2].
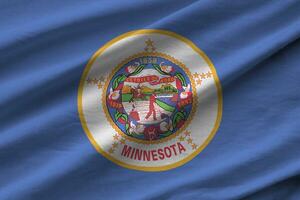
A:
[1, 0, 300, 200]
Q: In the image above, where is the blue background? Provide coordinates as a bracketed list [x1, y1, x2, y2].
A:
[0, 0, 300, 199]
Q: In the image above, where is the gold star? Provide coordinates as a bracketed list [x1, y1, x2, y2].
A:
[187, 138, 193, 144]
[92, 78, 98, 84]
[86, 78, 93, 84]
[196, 79, 202, 85]
[206, 71, 213, 78]
[120, 138, 126, 144]
[97, 82, 103, 89]
[99, 76, 105, 82]
[192, 143, 197, 149]
[193, 73, 200, 79]
[200, 73, 206, 79]
[112, 142, 118, 148]
[145, 39, 154, 46]
[113, 134, 119, 140]
[108, 148, 114, 154]
[184, 131, 191, 136]
[145, 39, 156, 52]
[179, 136, 185, 141]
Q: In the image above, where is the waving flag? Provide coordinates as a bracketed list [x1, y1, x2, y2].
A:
[1, 0, 300, 199]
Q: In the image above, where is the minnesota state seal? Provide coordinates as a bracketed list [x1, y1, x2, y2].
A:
[78, 29, 222, 171]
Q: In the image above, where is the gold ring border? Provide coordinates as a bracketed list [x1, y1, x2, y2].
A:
[78, 29, 223, 172]
[102, 52, 197, 144]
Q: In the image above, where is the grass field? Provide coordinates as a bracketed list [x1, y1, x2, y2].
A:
[121, 93, 150, 102]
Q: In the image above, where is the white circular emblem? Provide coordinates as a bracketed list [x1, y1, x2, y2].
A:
[78, 29, 222, 171]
